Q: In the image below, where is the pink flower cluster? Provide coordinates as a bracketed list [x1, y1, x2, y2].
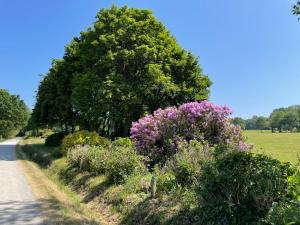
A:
[130, 101, 247, 159]
[129, 115, 160, 150]
[178, 101, 232, 124]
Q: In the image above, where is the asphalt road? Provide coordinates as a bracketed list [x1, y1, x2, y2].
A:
[0, 138, 44, 225]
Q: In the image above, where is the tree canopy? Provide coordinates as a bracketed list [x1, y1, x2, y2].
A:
[232, 116, 270, 130]
[233, 105, 300, 132]
[0, 89, 30, 138]
[269, 106, 300, 132]
[32, 5, 211, 138]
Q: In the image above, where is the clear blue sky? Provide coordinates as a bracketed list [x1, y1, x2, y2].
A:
[1, 0, 300, 118]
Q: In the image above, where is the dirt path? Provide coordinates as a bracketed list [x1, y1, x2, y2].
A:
[0, 138, 44, 225]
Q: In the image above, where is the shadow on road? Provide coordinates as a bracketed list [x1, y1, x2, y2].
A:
[0, 200, 42, 224]
[0, 198, 100, 225]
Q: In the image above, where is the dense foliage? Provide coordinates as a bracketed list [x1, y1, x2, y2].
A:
[154, 139, 207, 192]
[61, 131, 110, 155]
[104, 146, 146, 184]
[31, 5, 211, 138]
[262, 201, 300, 224]
[21, 133, 300, 225]
[233, 105, 300, 132]
[269, 105, 300, 132]
[232, 116, 270, 130]
[66, 139, 146, 184]
[0, 89, 30, 139]
[131, 101, 247, 164]
[45, 132, 65, 147]
[196, 152, 294, 225]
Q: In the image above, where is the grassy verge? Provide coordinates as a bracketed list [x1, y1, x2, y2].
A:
[17, 138, 195, 225]
[18, 136, 298, 224]
[245, 130, 300, 164]
[17, 138, 108, 225]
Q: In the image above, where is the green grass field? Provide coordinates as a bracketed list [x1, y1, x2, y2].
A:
[245, 130, 300, 164]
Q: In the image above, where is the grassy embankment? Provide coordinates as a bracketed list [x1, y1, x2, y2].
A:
[18, 132, 300, 224]
[17, 138, 186, 225]
[245, 130, 300, 164]
[17, 138, 111, 225]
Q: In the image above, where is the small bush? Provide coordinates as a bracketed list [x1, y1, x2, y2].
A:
[196, 151, 294, 225]
[112, 137, 133, 148]
[61, 131, 110, 155]
[21, 143, 61, 166]
[67, 145, 91, 171]
[168, 140, 209, 187]
[67, 143, 146, 184]
[0, 120, 15, 139]
[105, 146, 146, 184]
[288, 165, 300, 201]
[45, 132, 65, 147]
[153, 140, 210, 193]
[260, 201, 300, 224]
[154, 167, 177, 194]
[89, 147, 110, 174]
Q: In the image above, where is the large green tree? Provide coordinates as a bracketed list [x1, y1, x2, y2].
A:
[32, 5, 211, 138]
[269, 106, 300, 132]
[71, 6, 211, 137]
[0, 89, 30, 138]
[31, 59, 77, 132]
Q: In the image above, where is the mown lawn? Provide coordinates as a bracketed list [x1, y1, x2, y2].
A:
[245, 130, 300, 164]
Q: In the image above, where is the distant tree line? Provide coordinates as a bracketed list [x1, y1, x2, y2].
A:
[232, 105, 300, 132]
[30, 6, 211, 139]
[0, 89, 30, 139]
[232, 116, 270, 130]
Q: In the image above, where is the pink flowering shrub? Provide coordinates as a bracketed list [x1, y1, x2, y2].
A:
[130, 101, 247, 163]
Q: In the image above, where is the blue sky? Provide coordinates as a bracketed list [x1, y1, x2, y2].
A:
[0, 0, 300, 118]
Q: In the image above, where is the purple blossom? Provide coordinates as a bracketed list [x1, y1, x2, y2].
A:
[130, 101, 247, 160]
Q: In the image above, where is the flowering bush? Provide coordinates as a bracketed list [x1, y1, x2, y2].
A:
[130, 101, 247, 163]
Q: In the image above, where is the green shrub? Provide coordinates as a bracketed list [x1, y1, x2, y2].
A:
[288, 165, 300, 201]
[260, 201, 300, 225]
[45, 132, 65, 147]
[259, 166, 300, 224]
[61, 131, 110, 155]
[0, 120, 15, 138]
[67, 143, 146, 184]
[168, 140, 208, 187]
[67, 145, 91, 171]
[154, 167, 176, 194]
[105, 146, 146, 184]
[112, 137, 133, 148]
[154, 140, 209, 193]
[21, 143, 61, 167]
[89, 147, 110, 175]
[196, 152, 294, 225]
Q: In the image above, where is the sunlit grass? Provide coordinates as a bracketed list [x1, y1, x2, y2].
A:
[244, 130, 300, 164]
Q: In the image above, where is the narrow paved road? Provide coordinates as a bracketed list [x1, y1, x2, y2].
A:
[0, 138, 44, 225]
